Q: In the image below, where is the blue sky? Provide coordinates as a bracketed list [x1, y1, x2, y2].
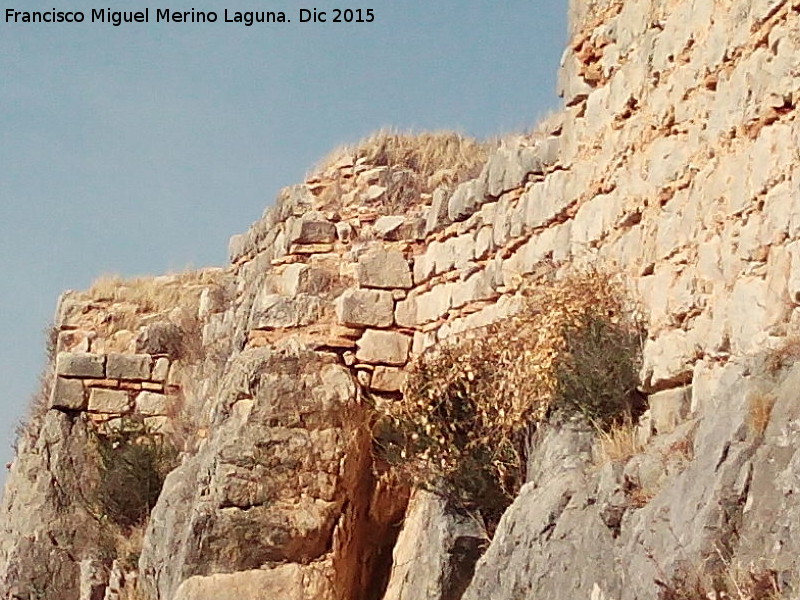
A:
[0, 1, 568, 472]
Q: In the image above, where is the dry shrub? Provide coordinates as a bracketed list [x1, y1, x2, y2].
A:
[377, 270, 644, 528]
[91, 416, 178, 529]
[763, 335, 800, 374]
[658, 559, 785, 600]
[13, 324, 59, 453]
[78, 269, 223, 338]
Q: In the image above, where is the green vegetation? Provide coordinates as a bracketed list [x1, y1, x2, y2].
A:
[91, 416, 178, 529]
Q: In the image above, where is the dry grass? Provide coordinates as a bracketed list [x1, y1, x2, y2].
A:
[658, 553, 785, 600]
[596, 419, 643, 464]
[81, 269, 221, 316]
[763, 335, 800, 374]
[316, 129, 492, 214]
[320, 129, 490, 183]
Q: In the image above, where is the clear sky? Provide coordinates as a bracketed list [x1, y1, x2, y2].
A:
[0, 1, 568, 474]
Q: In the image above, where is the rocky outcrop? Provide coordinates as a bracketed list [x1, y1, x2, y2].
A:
[3, 0, 800, 598]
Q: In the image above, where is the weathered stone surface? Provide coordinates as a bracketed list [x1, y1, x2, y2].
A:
[356, 330, 411, 365]
[56, 352, 105, 378]
[87, 388, 130, 413]
[648, 386, 692, 434]
[288, 219, 336, 245]
[151, 357, 170, 382]
[356, 248, 413, 289]
[49, 377, 86, 411]
[136, 322, 184, 357]
[79, 559, 108, 600]
[251, 294, 325, 329]
[106, 353, 153, 381]
[369, 366, 407, 393]
[172, 565, 333, 600]
[374, 215, 406, 238]
[384, 490, 487, 600]
[279, 264, 332, 296]
[448, 180, 484, 222]
[336, 289, 394, 328]
[482, 143, 544, 199]
[135, 391, 170, 416]
[140, 347, 404, 600]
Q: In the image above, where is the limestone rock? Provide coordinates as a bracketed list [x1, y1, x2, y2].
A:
[355, 248, 413, 290]
[50, 377, 86, 411]
[56, 352, 105, 378]
[88, 388, 130, 413]
[336, 289, 394, 328]
[374, 215, 406, 238]
[106, 353, 153, 381]
[383, 490, 487, 600]
[288, 219, 336, 245]
[356, 330, 411, 365]
[135, 391, 170, 416]
[369, 366, 406, 393]
[251, 294, 325, 329]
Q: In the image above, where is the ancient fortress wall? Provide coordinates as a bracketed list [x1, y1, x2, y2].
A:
[226, 0, 800, 397]
[3, 1, 800, 599]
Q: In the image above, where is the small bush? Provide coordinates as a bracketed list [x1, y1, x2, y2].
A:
[377, 270, 644, 528]
[91, 416, 177, 529]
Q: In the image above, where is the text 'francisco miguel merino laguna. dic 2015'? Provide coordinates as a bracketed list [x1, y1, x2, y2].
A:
[4, 7, 377, 26]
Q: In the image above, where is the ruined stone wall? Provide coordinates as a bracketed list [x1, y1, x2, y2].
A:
[226, 0, 800, 401]
[3, 0, 800, 599]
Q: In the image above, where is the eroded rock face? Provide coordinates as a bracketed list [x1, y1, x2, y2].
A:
[139, 345, 404, 600]
[457, 362, 800, 600]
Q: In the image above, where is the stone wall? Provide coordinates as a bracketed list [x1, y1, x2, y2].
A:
[3, 0, 800, 599]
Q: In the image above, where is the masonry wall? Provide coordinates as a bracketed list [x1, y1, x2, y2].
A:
[226, 0, 800, 402]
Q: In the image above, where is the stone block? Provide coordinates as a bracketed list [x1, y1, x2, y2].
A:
[136, 391, 170, 416]
[251, 294, 324, 329]
[336, 289, 395, 328]
[56, 352, 105, 378]
[649, 386, 692, 435]
[356, 248, 413, 289]
[280, 264, 331, 296]
[395, 297, 418, 328]
[448, 180, 483, 222]
[356, 330, 412, 366]
[88, 388, 130, 413]
[106, 353, 153, 381]
[288, 219, 336, 245]
[49, 377, 86, 411]
[425, 187, 451, 234]
[370, 366, 407, 393]
[374, 216, 406, 239]
[151, 357, 170, 382]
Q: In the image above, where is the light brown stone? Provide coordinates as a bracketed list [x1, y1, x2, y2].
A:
[356, 330, 412, 366]
[136, 391, 170, 416]
[87, 388, 130, 413]
[356, 248, 413, 289]
[49, 377, 86, 411]
[370, 366, 407, 393]
[106, 353, 153, 381]
[55, 352, 105, 378]
[336, 289, 394, 328]
[151, 357, 170, 382]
